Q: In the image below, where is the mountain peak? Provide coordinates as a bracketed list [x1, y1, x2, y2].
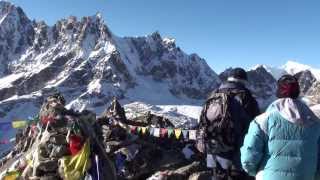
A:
[0, 1, 12, 13]
[0, 2, 220, 121]
[0, 1, 28, 22]
[282, 60, 311, 74]
[251, 64, 267, 70]
[282, 60, 320, 80]
[95, 12, 103, 19]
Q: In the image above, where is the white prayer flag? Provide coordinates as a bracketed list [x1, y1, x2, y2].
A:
[206, 154, 215, 168]
[189, 130, 197, 140]
[153, 128, 160, 137]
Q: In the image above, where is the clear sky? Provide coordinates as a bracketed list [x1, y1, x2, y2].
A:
[7, 0, 320, 73]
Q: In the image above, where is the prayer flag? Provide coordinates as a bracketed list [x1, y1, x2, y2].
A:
[182, 130, 188, 139]
[153, 128, 160, 137]
[141, 127, 147, 134]
[174, 129, 182, 139]
[167, 128, 174, 138]
[189, 130, 197, 140]
[160, 128, 168, 138]
[12, 120, 27, 129]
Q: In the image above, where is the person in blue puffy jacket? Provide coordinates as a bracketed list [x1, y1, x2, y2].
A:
[240, 74, 320, 180]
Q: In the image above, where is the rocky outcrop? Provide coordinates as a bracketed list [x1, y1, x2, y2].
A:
[294, 70, 317, 94]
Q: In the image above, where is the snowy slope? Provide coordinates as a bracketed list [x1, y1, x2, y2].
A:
[124, 102, 202, 128]
[282, 61, 320, 80]
[0, 2, 219, 123]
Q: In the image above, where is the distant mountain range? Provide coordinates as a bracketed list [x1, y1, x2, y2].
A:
[0, 1, 319, 123]
[254, 61, 320, 80]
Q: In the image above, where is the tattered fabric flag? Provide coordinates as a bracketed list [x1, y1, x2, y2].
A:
[174, 129, 182, 139]
[95, 155, 100, 180]
[40, 116, 55, 125]
[137, 127, 142, 134]
[160, 128, 168, 138]
[206, 154, 215, 168]
[0, 139, 9, 144]
[189, 130, 197, 140]
[141, 127, 147, 134]
[167, 128, 174, 138]
[61, 140, 91, 180]
[149, 127, 155, 135]
[153, 128, 160, 137]
[12, 120, 27, 129]
[69, 135, 84, 156]
[27, 116, 39, 124]
[3, 170, 21, 180]
[130, 126, 137, 134]
[182, 130, 188, 140]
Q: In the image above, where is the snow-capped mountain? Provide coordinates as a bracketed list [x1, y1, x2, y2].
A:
[247, 66, 277, 108]
[282, 61, 320, 80]
[254, 61, 320, 105]
[0, 2, 220, 122]
[1, 1, 320, 124]
[251, 64, 286, 80]
[220, 66, 277, 109]
[261, 61, 320, 81]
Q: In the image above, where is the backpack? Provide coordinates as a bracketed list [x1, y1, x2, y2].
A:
[197, 90, 249, 155]
[197, 91, 253, 180]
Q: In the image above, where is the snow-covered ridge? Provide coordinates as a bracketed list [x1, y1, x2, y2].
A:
[124, 102, 202, 128]
[282, 61, 320, 80]
[0, 1, 319, 124]
[251, 64, 286, 80]
[253, 61, 320, 81]
[0, 1, 219, 122]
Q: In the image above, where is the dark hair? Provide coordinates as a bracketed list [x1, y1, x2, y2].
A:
[229, 67, 248, 81]
[276, 74, 300, 99]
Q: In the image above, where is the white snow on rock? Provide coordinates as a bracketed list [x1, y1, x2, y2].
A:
[124, 102, 202, 128]
[255, 61, 320, 81]
[1, 1, 320, 155]
[0, 73, 24, 89]
[251, 64, 286, 80]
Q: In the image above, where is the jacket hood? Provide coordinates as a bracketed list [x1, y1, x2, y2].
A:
[267, 98, 319, 125]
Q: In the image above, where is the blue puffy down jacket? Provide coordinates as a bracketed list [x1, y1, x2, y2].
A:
[241, 98, 320, 180]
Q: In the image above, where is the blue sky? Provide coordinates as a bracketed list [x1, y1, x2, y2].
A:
[8, 0, 320, 73]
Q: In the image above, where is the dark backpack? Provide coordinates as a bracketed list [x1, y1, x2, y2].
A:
[197, 90, 255, 180]
[197, 90, 249, 155]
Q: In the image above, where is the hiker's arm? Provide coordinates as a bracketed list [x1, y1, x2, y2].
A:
[240, 120, 267, 176]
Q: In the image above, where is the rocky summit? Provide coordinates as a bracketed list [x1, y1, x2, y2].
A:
[1, 2, 320, 122]
[1, 1, 320, 180]
[0, 1, 220, 122]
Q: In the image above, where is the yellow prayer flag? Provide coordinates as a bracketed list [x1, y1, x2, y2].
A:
[3, 171, 20, 180]
[174, 129, 182, 139]
[12, 120, 27, 129]
[61, 140, 91, 180]
[141, 127, 147, 134]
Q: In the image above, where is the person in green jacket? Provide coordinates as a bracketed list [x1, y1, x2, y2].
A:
[241, 74, 320, 180]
